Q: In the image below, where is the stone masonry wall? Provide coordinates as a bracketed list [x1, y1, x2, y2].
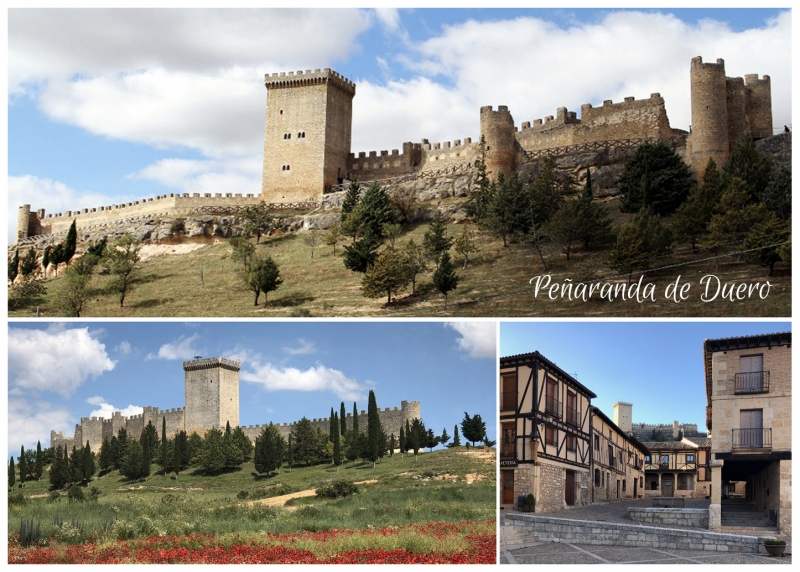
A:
[506, 514, 767, 553]
[628, 507, 709, 528]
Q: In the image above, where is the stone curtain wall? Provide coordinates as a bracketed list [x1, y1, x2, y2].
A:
[537, 462, 566, 512]
[628, 507, 709, 528]
[506, 514, 766, 553]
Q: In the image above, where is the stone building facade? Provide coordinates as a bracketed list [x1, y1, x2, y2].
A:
[16, 56, 775, 243]
[50, 356, 420, 455]
[704, 332, 791, 535]
[500, 351, 596, 512]
[641, 439, 711, 499]
[614, 401, 706, 442]
[590, 406, 648, 502]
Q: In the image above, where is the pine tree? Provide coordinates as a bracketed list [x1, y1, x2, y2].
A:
[432, 251, 459, 309]
[367, 390, 381, 467]
[223, 427, 244, 469]
[323, 221, 343, 256]
[453, 224, 479, 268]
[461, 412, 487, 446]
[245, 254, 283, 306]
[198, 428, 226, 474]
[402, 239, 428, 294]
[356, 180, 398, 239]
[440, 427, 450, 447]
[452, 425, 461, 447]
[99, 437, 113, 473]
[231, 426, 254, 462]
[343, 226, 380, 273]
[423, 211, 454, 267]
[743, 215, 791, 276]
[254, 423, 286, 475]
[410, 418, 423, 460]
[140, 420, 159, 462]
[103, 234, 142, 307]
[575, 169, 612, 250]
[173, 431, 189, 477]
[35, 441, 43, 480]
[291, 417, 318, 466]
[340, 402, 347, 435]
[723, 134, 773, 202]
[341, 179, 361, 216]
[141, 439, 151, 481]
[608, 207, 673, 283]
[618, 141, 693, 215]
[122, 441, 144, 481]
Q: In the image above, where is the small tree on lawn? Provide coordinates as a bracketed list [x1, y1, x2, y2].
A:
[432, 251, 459, 309]
[241, 201, 275, 243]
[361, 246, 411, 304]
[18, 445, 27, 487]
[399, 426, 406, 458]
[323, 221, 343, 256]
[35, 441, 43, 481]
[343, 226, 380, 273]
[19, 248, 39, 278]
[440, 427, 450, 447]
[453, 224, 479, 268]
[303, 230, 320, 258]
[8, 457, 15, 489]
[62, 220, 78, 265]
[423, 211, 454, 267]
[332, 413, 342, 470]
[403, 239, 428, 295]
[103, 234, 142, 307]
[245, 254, 283, 307]
[461, 412, 487, 446]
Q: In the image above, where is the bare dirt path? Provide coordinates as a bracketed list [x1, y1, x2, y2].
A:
[246, 479, 378, 508]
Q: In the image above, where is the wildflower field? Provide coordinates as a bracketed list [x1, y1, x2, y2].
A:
[8, 447, 497, 564]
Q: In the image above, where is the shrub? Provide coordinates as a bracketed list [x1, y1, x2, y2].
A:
[89, 486, 101, 502]
[237, 489, 250, 500]
[8, 492, 27, 507]
[315, 480, 359, 499]
[525, 494, 535, 506]
[52, 520, 86, 544]
[111, 519, 136, 540]
[48, 491, 61, 503]
[764, 540, 786, 546]
[67, 484, 85, 503]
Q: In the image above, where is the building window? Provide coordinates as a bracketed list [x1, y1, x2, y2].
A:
[567, 434, 576, 452]
[658, 455, 669, 469]
[645, 455, 651, 463]
[501, 373, 517, 411]
[737, 355, 765, 393]
[594, 435, 599, 450]
[279, 109, 283, 115]
[686, 454, 695, 462]
[565, 391, 578, 426]
[545, 425, 556, 446]
[622, 479, 627, 492]
[595, 469, 600, 486]
[545, 377, 559, 416]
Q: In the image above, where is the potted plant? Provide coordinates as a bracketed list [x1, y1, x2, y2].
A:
[764, 540, 786, 557]
[523, 494, 536, 512]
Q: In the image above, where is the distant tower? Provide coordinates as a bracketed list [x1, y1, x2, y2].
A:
[183, 357, 240, 435]
[744, 73, 772, 140]
[479, 105, 517, 181]
[613, 401, 632, 433]
[261, 68, 356, 202]
[16, 205, 31, 241]
[690, 57, 729, 180]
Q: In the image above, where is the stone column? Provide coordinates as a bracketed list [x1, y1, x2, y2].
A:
[709, 459, 725, 531]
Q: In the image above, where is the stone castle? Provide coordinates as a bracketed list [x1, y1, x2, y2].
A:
[50, 356, 421, 454]
[613, 401, 706, 442]
[17, 56, 774, 243]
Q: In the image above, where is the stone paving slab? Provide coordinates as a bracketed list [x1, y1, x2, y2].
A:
[503, 542, 792, 565]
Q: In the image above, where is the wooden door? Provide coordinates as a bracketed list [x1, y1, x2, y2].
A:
[663, 476, 674, 497]
[565, 470, 575, 505]
[502, 470, 515, 504]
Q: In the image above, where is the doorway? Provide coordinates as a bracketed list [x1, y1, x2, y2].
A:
[565, 470, 575, 505]
[663, 475, 674, 497]
[502, 470, 515, 505]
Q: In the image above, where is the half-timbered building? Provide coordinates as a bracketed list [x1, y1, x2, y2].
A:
[590, 406, 648, 501]
[642, 440, 703, 498]
[500, 351, 596, 512]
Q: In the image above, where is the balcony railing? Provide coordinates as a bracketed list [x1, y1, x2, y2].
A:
[734, 371, 770, 394]
[732, 428, 772, 449]
[500, 445, 515, 460]
[545, 395, 561, 417]
[501, 391, 518, 411]
[565, 405, 580, 427]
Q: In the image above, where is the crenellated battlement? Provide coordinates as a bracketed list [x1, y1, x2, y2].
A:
[265, 68, 356, 97]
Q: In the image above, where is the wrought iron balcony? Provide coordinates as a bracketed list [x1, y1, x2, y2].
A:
[500, 444, 516, 460]
[734, 371, 770, 394]
[565, 405, 580, 427]
[732, 428, 772, 450]
[544, 395, 561, 418]
[501, 391, 518, 411]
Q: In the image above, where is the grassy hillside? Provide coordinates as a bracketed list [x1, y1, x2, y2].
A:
[8, 447, 496, 542]
[10, 200, 790, 317]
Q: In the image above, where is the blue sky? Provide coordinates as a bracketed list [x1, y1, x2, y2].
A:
[7, 8, 791, 242]
[7, 321, 496, 453]
[500, 321, 791, 432]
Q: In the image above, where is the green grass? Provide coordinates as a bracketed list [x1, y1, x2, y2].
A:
[8, 447, 495, 542]
[10, 199, 790, 317]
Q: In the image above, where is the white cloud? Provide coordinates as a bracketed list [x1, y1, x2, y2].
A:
[8, 398, 75, 451]
[241, 362, 369, 401]
[86, 395, 106, 405]
[115, 341, 132, 355]
[8, 326, 116, 397]
[283, 339, 316, 356]
[87, 400, 143, 420]
[373, 8, 401, 32]
[134, 155, 262, 195]
[446, 322, 496, 359]
[146, 333, 202, 361]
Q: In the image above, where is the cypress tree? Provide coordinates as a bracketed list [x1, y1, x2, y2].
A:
[82, 441, 95, 483]
[9, 248, 20, 282]
[389, 433, 395, 457]
[160, 417, 168, 470]
[332, 413, 341, 470]
[399, 427, 406, 458]
[141, 439, 151, 481]
[367, 390, 380, 467]
[452, 424, 461, 447]
[63, 220, 77, 264]
[19, 445, 27, 486]
[35, 441, 43, 480]
[330, 408, 336, 442]
[9, 457, 15, 488]
[352, 402, 359, 432]
[405, 419, 412, 452]
[340, 402, 347, 435]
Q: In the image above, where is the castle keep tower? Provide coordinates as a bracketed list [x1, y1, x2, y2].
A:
[690, 56, 773, 179]
[183, 357, 240, 435]
[479, 105, 517, 181]
[613, 401, 632, 433]
[261, 69, 356, 202]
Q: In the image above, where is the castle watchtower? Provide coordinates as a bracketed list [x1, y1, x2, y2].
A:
[744, 74, 772, 140]
[183, 356, 240, 435]
[261, 68, 356, 202]
[479, 105, 517, 181]
[690, 57, 729, 180]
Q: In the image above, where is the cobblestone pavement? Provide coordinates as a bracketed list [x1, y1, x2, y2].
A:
[500, 541, 792, 565]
